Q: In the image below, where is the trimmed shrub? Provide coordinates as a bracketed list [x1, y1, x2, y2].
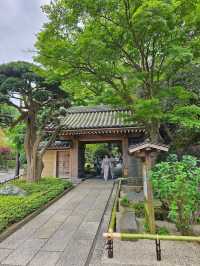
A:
[0, 177, 72, 233]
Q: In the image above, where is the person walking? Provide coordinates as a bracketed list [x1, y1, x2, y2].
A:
[101, 155, 112, 181]
[110, 155, 115, 179]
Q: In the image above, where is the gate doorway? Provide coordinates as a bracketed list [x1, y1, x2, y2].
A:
[78, 141, 122, 179]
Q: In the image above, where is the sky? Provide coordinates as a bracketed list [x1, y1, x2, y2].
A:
[0, 0, 50, 64]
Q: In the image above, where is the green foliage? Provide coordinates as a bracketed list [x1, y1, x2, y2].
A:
[0, 104, 16, 127]
[132, 202, 145, 218]
[0, 61, 68, 129]
[84, 143, 120, 169]
[6, 124, 25, 153]
[120, 196, 130, 207]
[0, 61, 70, 180]
[0, 177, 72, 233]
[151, 155, 200, 235]
[156, 226, 170, 235]
[36, 0, 200, 141]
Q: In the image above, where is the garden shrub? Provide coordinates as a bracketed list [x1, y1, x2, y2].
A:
[151, 154, 200, 235]
[133, 202, 145, 217]
[120, 196, 130, 207]
[156, 226, 170, 235]
[0, 177, 72, 233]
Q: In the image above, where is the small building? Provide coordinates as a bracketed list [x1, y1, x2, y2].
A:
[42, 106, 146, 182]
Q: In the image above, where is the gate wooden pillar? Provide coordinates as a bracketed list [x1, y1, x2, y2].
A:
[122, 137, 129, 177]
[71, 138, 79, 178]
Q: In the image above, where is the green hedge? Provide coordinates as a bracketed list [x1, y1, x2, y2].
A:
[0, 177, 72, 233]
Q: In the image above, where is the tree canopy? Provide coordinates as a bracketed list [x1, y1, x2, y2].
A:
[36, 0, 200, 142]
[0, 61, 69, 181]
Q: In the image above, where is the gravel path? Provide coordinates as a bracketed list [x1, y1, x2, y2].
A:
[89, 191, 200, 266]
[98, 239, 200, 266]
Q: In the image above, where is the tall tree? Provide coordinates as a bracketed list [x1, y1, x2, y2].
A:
[36, 0, 200, 142]
[0, 61, 69, 181]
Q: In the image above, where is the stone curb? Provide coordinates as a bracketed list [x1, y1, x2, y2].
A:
[0, 184, 75, 243]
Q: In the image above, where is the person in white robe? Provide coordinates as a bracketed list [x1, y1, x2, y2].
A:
[101, 155, 112, 181]
[110, 155, 115, 179]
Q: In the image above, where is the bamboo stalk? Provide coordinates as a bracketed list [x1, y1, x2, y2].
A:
[103, 232, 200, 242]
[108, 180, 121, 232]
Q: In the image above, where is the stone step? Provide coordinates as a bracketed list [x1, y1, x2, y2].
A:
[117, 210, 138, 234]
[126, 177, 143, 186]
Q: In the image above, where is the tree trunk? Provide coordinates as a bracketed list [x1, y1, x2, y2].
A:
[24, 110, 60, 182]
[148, 122, 161, 143]
[24, 111, 43, 182]
[15, 152, 20, 177]
[26, 151, 44, 182]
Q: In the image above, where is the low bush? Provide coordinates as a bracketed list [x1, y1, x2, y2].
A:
[120, 196, 130, 207]
[151, 154, 200, 235]
[133, 202, 145, 217]
[0, 177, 72, 233]
[156, 226, 170, 235]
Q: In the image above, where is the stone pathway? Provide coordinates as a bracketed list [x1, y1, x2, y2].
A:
[0, 179, 114, 266]
[0, 169, 23, 184]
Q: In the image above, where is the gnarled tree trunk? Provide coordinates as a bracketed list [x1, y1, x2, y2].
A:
[26, 149, 44, 182]
[24, 110, 61, 182]
[24, 111, 44, 181]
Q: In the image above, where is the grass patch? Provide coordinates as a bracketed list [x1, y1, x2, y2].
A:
[0, 177, 72, 233]
[156, 226, 170, 235]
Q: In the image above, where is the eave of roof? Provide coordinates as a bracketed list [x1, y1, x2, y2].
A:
[58, 127, 145, 136]
[129, 142, 169, 154]
[39, 140, 72, 150]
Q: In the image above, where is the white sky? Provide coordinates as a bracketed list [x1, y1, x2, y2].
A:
[0, 0, 50, 63]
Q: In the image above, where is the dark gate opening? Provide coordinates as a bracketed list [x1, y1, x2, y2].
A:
[78, 141, 122, 179]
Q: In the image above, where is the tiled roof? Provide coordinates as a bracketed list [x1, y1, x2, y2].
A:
[47, 106, 145, 135]
[39, 140, 72, 150]
[129, 141, 169, 153]
[61, 107, 134, 129]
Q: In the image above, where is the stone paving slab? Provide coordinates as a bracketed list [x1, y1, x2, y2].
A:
[56, 239, 93, 266]
[0, 249, 13, 262]
[0, 179, 113, 266]
[42, 215, 84, 252]
[28, 251, 62, 266]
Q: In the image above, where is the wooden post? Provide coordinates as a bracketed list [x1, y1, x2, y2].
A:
[71, 138, 79, 178]
[122, 137, 128, 177]
[143, 153, 156, 234]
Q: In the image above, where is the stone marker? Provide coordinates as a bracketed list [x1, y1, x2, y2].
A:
[0, 184, 27, 196]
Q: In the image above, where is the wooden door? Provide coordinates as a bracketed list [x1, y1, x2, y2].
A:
[57, 151, 70, 178]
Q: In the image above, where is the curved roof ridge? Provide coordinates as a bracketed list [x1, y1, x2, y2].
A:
[66, 105, 128, 114]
